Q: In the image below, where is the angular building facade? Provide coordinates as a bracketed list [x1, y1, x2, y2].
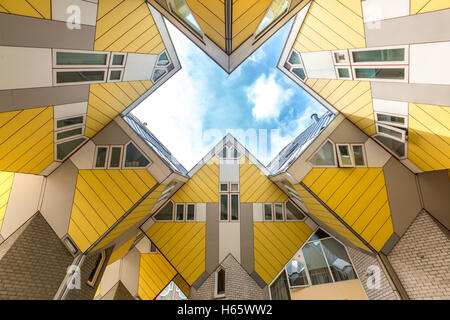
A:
[0, 0, 448, 300]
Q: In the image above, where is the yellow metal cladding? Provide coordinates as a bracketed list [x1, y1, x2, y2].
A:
[0, 172, 14, 231]
[107, 235, 137, 266]
[95, 0, 165, 54]
[0, 107, 54, 175]
[186, 0, 226, 51]
[295, 183, 370, 252]
[146, 222, 206, 285]
[232, 0, 272, 51]
[253, 222, 312, 284]
[302, 168, 394, 252]
[293, 0, 365, 53]
[410, 0, 450, 14]
[85, 81, 153, 138]
[68, 169, 157, 252]
[92, 184, 165, 251]
[173, 274, 190, 298]
[171, 157, 219, 203]
[0, 0, 51, 19]
[239, 157, 287, 203]
[306, 79, 376, 136]
[138, 253, 177, 300]
[408, 103, 450, 171]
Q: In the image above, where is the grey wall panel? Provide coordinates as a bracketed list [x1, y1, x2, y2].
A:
[329, 118, 369, 144]
[92, 121, 131, 146]
[240, 203, 254, 274]
[205, 203, 219, 274]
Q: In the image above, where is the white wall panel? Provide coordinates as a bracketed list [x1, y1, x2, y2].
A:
[301, 51, 337, 79]
[410, 42, 450, 85]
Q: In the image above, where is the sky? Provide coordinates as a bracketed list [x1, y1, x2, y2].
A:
[133, 18, 327, 171]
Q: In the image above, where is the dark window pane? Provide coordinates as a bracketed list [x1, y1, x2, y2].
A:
[95, 147, 108, 168]
[352, 145, 365, 166]
[286, 257, 309, 287]
[154, 201, 173, 220]
[270, 271, 291, 300]
[152, 68, 166, 82]
[302, 241, 333, 285]
[176, 204, 184, 221]
[57, 71, 105, 83]
[56, 52, 108, 65]
[220, 194, 228, 220]
[220, 183, 228, 192]
[374, 135, 405, 158]
[309, 229, 330, 241]
[352, 48, 404, 62]
[288, 51, 301, 65]
[157, 52, 169, 66]
[217, 269, 225, 295]
[376, 113, 405, 125]
[109, 147, 122, 168]
[338, 68, 350, 78]
[219, 147, 227, 159]
[56, 127, 82, 140]
[321, 238, 357, 282]
[109, 70, 122, 80]
[285, 200, 305, 220]
[112, 54, 125, 65]
[187, 204, 195, 220]
[231, 195, 239, 220]
[264, 204, 273, 220]
[310, 141, 335, 166]
[124, 143, 150, 167]
[292, 67, 306, 80]
[56, 138, 86, 160]
[150, 241, 157, 252]
[275, 204, 283, 220]
[377, 125, 403, 140]
[338, 145, 352, 166]
[355, 68, 405, 80]
[56, 116, 84, 129]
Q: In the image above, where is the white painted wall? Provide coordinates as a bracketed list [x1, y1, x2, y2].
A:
[362, 0, 409, 23]
[196, 203, 206, 222]
[70, 140, 95, 169]
[372, 98, 409, 117]
[252, 203, 263, 222]
[301, 51, 337, 79]
[54, 102, 88, 119]
[410, 41, 450, 85]
[52, 0, 98, 26]
[219, 222, 240, 263]
[123, 53, 158, 81]
[0, 46, 52, 90]
[219, 161, 239, 183]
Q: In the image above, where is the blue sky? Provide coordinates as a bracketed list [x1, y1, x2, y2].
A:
[133, 19, 327, 171]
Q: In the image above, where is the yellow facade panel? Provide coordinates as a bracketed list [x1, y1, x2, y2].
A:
[146, 222, 206, 285]
[0, 0, 51, 19]
[254, 222, 312, 284]
[0, 172, 14, 231]
[108, 235, 137, 266]
[138, 253, 177, 300]
[410, 0, 450, 14]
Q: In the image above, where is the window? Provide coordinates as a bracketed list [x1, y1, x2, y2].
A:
[218, 147, 228, 159]
[255, 0, 290, 37]
[354, 68, 405, 80]
[337, 144, 353, 167]
[219, 182, 239, 221]
[333, 50, 349, 64]
[109, 146, 122, 168]
[286, 252, 309, 287]
[109, 70, 122, 81]
[264, 204, 273, 220]
[152, 68, 166, 83]
[176, 203, 184, 221]
[220, 194, 228, 221]
[111, 54, 126, 66]
[269, 270, 291, 300]
[376, 123, 406, 142]
[186, 204, 195, 221]
[352, 145, 365, 166]
[374, 134, 406, 158]
[56, 137, 86, 161]
[124, 142, 150, 168]
[215, 268, 225, 298]
[302, 241, 333, 285]
[230, 194, 239, 221]
[285, 200, 305, 220]
[337, 67, 351, 79]
[375, 112, 406, 128]
[157, 52, 170, 67]
[292, 68, 306, 80]
[56, 51, 108, 66]
[230, 183, 239, 192]
[95, 146, 109, 168]
[285, 49, 307, 82]
[229, 147, 241, 159]
[56, 127, 83, 141]
[169, 0, 203, 37]
[309, 140, 336, 166]
[150, 241, 158, 253]
[275, 203, 283, 220]
[321, 238, 357, 282]
[154, 201, 174, 221]
[56, 116, 84, 129]
[352, 48, 405, 63]
[56, 70, 107, 84]
[87, 251, 106, 287]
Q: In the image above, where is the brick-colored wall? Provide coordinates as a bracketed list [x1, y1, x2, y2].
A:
[190, 254, 265, 300]
[114, 281, 135, 300]
[346, 246, 398, 300]
[0, 213, 74, 300]
[388, 211, 450, 300]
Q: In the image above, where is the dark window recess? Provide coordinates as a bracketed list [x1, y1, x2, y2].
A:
[88, 253, 103, 285]
[187, 204, 195, 220]
[56, 70, 105, 83]
[57, 138, 86, 160]
[124, 143, 150, 167]
[154, 201, 173, 220]
[109, 147, 122, 168]
[217, 269, 225, 295]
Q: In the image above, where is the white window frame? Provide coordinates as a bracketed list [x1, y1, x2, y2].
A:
[122, 141, 151, 169]
[94, 146, 110, 169]
[229, 193, 240, 222]
[152, 67, 167, 83]
[350, 144, 367, 167]
[263, 203, 274, 221]
[110, 52, 128, 67]
[53, 49, 111, 69]
[55, 136, 87, 162]
[373, 133, 407, 160]
[286, 49, 308, 82]
[107, 145, 124, 169]
[375, 111, 408, 129]
[336, 144, 354, 168]
[352, 65, 409, 83]
[156, 50, 171, 67]
[376, 123, 406, 142]
[335, 66, 353, 80]
[107, 68, 124, 83]
[214, 267, 226, 299]
[349, 45, 409, 66]
[53, 68, 108, 86]
[219, 182, 240, 222]
[186, 203, 196, 221]
[54, 114, 86, 131]
[153, 199, 175, 221]
[274, 203, 284, 221]
[308, 139, 338, 168]
[285, 249, 311, 289]
[284, 199, 306, 221]
[175, 203, 185, 221]
[332, 50, 350, 65]
[54, 125, 85, 143]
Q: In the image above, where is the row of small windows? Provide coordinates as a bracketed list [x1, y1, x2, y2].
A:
[217, 146, 242, 160]
[270, 229, 358, 300]
[94, 142, 150, 169]
[55, 115, 88, 161]
[309, 140, 367, 168]
[154, 201, 196, 221]
[263, 200, 305, 221]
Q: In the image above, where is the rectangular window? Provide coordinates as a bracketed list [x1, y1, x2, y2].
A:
[220, 183, 228, 192]
[354, 68, 405, 80]
[231, 194, 239, 221]
[376, 123, 405, 142]
[230, 183, 239, 192]
[111, 54, 125, 66]
[109, 146, 122, 168]
[56, 70, 106, 84]
[56, 137, 86, 161]
[109, 70, 122, 81]
[352, 145, 365, 166]
[337, 68, 350, 78]
[220, 194, 228, 221]
[56, 51, 108, 66]
[95, 147, 108, 168]
[264, 204, 273, 221]
[337, 145, 353, 167]
[376, 113, 406, 127]
[56, 116, 84, 129]
[176, 204, 184, 221]
[56, 127, 83, 141]
[352, 48, 405, 63]
[275, 203, 283, 221]
[186, 204, 195, 221]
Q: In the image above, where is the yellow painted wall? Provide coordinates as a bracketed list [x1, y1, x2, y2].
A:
[306, 79, 376, 136]
[254, 221, 312, 284]
[85, 81, 153, 138]
[173, 274, 191, 298]
[107, 235, 136, 266]
[240, 157, 288, 202]
[293, 0, 365, 53]
[410, 0, 450, 14]
[0, 107, 54, 175]
[146, 222, 206, 285]
[92, 184, 165, 251]
[408, 103, 450, 171]
[95, 0, 165, 54]
[138, 253, 177, 300]
[295, 184, 370, 252]
[0, 0, 51, 19]
[290, 279, 367, 300]
[186, 0, 226, 51]
[0, 172, 14, 231]
[232, 0, 272, 51]
[171, 157, 219, 203]
[302, 168, 394, 252]
[68, 169, 157, 252]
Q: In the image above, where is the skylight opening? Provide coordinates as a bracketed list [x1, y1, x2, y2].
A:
[255, 0, 291, 37]
[169, 0, 203, 37]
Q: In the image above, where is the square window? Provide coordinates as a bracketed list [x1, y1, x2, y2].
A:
[230, 183, 239, 192]
[220, 183, 228, 192]
[337, 68, 350, 78]
[112, 54, 125, 66]
[109, 70, 122, 81]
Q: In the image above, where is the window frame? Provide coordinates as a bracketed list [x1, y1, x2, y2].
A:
[156, 50, 171, 67]
[274, 203, 284, 221]
[54, 125, 85, 143]
[332, 50, 350, 65]
[107, 145, 124, 169]
[53, 49, 111, 69]
[122, 141, 151, 169]
[153, 199, 175, 221]
[94, 145, 110, 169]
[54, 68, 108, 86]
[87, 250, 107, 287]
[335, 66, 353, 80]
[349, 46, 409, 66]
[373, 133, 407, 160]
[336, 144, 354, 168]
[285, 48, 308, 82]
[55, 137, 87, 162]
[350, 144, 367, 167]
[352, 65, 408, 83]
[107, 69, 124, 83]
[167, 0, 204, 39]
[55, 114, 86, 131]
[374, 111, 407, 129]
[219, 182, 240, 222]
[152, 67, 167, 83]
[254, 0, 291, 39]
[110, 53, 127, 67]
[376, 123, 406, 142]
[308, 139, 338, 168]
[175, 203, 185, 221]
[263, 203, 274, 221]
[214, 267, 226, 299]
[284, 199, 306, 221]
[186, 203, 196, 221]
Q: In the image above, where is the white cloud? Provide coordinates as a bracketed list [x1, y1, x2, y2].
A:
[245, 72, 294, 121]
[248, 48, 266, 63]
